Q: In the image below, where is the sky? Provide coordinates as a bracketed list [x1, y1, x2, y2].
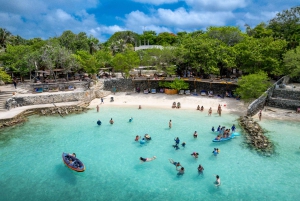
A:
[0, 0, 299, 42]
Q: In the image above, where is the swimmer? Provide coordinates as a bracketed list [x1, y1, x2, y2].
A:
[169, 120, 172, 128]
[169, 159, 181, 168]
[198, 165, 204, 173]
[215, 175, 221, 186]
[135, 135, 140, 141]
[97, 119, 102, 126]
[129, 117, 133, 122]
[212, 126, 215, 132]
[174, 137, 180, 145]
[140, 156, 156, 163]
[144, 134, 151, 140]
[181, 142, 186, 148]
[217, 125, 221, 132]
[191, 152, 199, 158]
[109, 118, 114, 124]
[177, 167, 185, 175]
[208, 107, 212, 116]
[193, 131, 198, 138]
[173, 144, 180, 150]
[231, 124, 236, 132]
[212, 148, 218, 156]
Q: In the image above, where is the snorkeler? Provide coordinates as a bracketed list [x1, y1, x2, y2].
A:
[140, 156, 156, 163]
[169, 159, 181, 168]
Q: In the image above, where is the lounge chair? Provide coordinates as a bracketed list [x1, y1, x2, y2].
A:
[185, 90, 190, 95]
[151, 89, 156, 94]
[172, 102, 176, 108]
[179, 90, 184, 95]
[192, 89, 198, 96]
[200, 90, 207, 96]
[208, 91, 214, 97]
[144, 89, 148, 94]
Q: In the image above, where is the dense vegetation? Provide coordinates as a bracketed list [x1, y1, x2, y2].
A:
[0, 6, 299, 97]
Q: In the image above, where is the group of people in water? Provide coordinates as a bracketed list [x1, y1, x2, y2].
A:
[196, 104, 222, 116]
[212, 124, 236, 140]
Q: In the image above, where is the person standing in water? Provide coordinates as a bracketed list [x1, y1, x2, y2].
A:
[96, 105, 99, 112]
[169, 120, 172, 128]
[208, 107, 212, 116]
[215, 175, 221, 186]
[258, 110, 262, 121]
[109, 118, 114, 124]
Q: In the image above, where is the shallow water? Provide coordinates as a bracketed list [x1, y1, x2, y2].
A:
[0, 106, 299, 201]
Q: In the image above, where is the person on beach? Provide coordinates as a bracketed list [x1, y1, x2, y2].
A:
[109, 118, 114, 124]
[96, 105, 99, 112]
[13, 78, 17, 89]
[200, 106, 204, 111]
[169, 159, 181, 168]
[208, 107, 212, 116]
[197, 105, 200, 110]
[198, 165, 204, 174]
[193, 131, 198, 138]
[101, 97, 104, 104]
[217, 104, 221, 115]
[258, 110, 262, 121]
[169, 120, 172, 128]
[212, 126, 215, 132]
[138, 105, 142, 109]
[177, 167, 185, 175]
[215, 175, 221, 186]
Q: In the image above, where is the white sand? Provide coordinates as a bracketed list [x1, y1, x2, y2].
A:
[89, 92, 247, 116]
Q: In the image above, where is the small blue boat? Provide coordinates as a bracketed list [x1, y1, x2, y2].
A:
[212, 136, 235, 142]
[62, 153, 85, 172]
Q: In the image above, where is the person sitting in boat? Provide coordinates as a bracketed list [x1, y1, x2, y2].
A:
[109, 118, 114, 124]
[200, 106, 204, 111]
[135, 135, 140, 141]
[198, 165, 204, 173]
[72, 153, 76, 157]
[193, 131, 198, 138]
[215, 135, 221, 140]
[144, 134, 151, 140]
[191, 152, 199, 158]
[181, 142, 186, 148]
[197, 105, 200, 110]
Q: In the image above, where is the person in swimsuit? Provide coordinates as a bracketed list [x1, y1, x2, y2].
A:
[215, 175, 221, 186]
[169, 159, 181, 168]
[140, 157, 147, 162]
[169, 120, 172, 128]
[109, 118, 114, 124]
[198, 165, 204, 174]
[177, 167, 185, 175]
[193, 131, 198, 138]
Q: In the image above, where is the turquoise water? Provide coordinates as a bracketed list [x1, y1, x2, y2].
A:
[0, 106, 300, 201]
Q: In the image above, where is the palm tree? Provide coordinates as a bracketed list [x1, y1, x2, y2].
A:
[0, 28, 12, 49]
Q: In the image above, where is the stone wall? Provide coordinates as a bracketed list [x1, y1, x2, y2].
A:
[267, 97, 300, 110]
[6, 91, 95, 109]
[272, 89, 300, 100]
[247, 76, 287, 116]
[104, 79, 237, 95]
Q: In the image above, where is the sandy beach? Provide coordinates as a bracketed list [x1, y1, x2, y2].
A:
[89, 92, 247, 116]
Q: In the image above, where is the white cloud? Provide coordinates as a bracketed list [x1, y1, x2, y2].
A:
[132, 0, 178, 5]
[185, 0, 247, 11]
[124, 8, 234, 34]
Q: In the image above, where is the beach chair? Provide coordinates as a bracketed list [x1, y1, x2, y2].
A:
[185, 90, 190, 95]
[179, 90, 184, 95]
[172, 102, 176, 108]
[151, 89, 156, 94]
[144, 89, 148, 94]
[208, 91, 214, 97]
[200, 90, 207, 96]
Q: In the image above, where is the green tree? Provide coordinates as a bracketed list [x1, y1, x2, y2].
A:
[139, 31, 157, 45]
[268, 6, 300, 49]
[0, 68, 11, 83]
[156, 32, 177, 46]
[76, 50, 99, 74]
[112, 50, 139, 78]
[159, 78, 189, 90]
[283, 46, 300, 78]
[235, 72, 271, 102]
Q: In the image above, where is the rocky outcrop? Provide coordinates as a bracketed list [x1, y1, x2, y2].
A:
[0, 105, 89, 129]
[238, 116, 274, 156]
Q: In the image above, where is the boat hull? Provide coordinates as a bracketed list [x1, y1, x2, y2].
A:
[62, 153, 85, 172]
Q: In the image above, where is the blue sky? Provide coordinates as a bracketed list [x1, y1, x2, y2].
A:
[0, 0, 299, 42]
